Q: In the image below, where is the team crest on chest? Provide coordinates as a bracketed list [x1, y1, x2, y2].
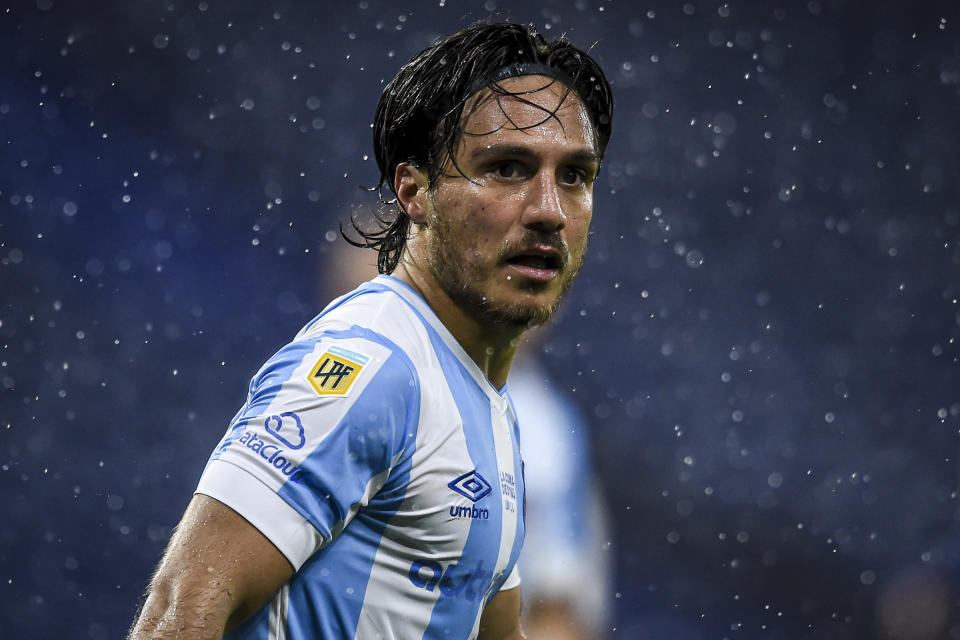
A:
[307, 345, 370, 396]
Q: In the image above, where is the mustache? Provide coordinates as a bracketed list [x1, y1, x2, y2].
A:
[499, 231, 570, 267]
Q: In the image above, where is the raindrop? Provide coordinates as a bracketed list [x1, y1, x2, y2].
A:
[153, 34, 170, 50]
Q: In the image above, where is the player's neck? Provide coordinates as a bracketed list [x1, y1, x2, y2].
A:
[391, 263, 521, 390]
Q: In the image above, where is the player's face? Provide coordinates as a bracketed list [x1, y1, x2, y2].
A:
[422, 75, 599, 328]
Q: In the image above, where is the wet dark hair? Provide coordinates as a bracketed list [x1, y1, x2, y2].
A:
[343, 21, 614, 274]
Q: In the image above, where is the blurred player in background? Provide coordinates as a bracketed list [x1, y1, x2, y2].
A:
[510, 335, 612, 640]
[128, 21, 613, 640]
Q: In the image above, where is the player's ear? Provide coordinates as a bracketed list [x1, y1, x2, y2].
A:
[394, 162, 430, 226]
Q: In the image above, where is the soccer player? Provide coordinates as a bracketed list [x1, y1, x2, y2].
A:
[128, 21, 613, 640]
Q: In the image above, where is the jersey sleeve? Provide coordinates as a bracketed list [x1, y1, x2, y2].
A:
[196, 330, 420, 570]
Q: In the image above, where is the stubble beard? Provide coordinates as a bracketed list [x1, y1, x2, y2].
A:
[424, 208, 586, 330]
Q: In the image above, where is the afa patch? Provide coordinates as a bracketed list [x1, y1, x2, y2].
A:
[306, 345, 370, 396]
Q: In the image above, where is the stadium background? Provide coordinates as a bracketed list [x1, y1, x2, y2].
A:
[3, 1, 960, 637]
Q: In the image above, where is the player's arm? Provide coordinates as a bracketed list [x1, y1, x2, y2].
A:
[127, 493, 294, 640]
[478, 586, 526, 640]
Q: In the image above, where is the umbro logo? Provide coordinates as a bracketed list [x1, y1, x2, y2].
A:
[448, 470, 492, 502]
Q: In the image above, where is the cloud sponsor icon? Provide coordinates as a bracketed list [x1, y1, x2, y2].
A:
[264, 411, 306, 449]
[448, 470, 492, 502]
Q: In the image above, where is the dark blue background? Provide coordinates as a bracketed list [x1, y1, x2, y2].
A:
[3, 1, 960, 638]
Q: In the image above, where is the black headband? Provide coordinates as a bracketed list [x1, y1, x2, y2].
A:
[470, 63, 582, 100]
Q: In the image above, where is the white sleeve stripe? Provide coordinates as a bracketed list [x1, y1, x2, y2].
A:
[196, 458, 321, 570]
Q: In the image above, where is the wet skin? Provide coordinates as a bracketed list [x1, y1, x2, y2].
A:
[394, 74, 600, 387]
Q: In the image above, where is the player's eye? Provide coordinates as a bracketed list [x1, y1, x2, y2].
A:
[558, 166, 588, 186]
[491, 161, 524, 179]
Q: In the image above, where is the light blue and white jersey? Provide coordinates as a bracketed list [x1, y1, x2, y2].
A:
[196, 275, 525, 640]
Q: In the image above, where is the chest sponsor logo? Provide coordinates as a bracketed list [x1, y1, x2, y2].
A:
[306, 345, 369, 396]
[449, 503, 489, 520]
[408, 560, 496, 602]
[448, 470, 492, 502]
[448, 470, 492, 520]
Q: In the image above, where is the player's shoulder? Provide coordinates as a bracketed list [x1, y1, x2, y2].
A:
[300, 279, 413, 338]
[250, 292, 422, 405]
[302, 278, 440, 364]
[253, 328, 417, 404]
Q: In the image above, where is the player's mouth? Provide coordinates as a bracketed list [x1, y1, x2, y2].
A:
[504, 246, 564, 282]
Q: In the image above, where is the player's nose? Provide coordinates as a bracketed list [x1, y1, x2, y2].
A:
[522, 170, 566, 231]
